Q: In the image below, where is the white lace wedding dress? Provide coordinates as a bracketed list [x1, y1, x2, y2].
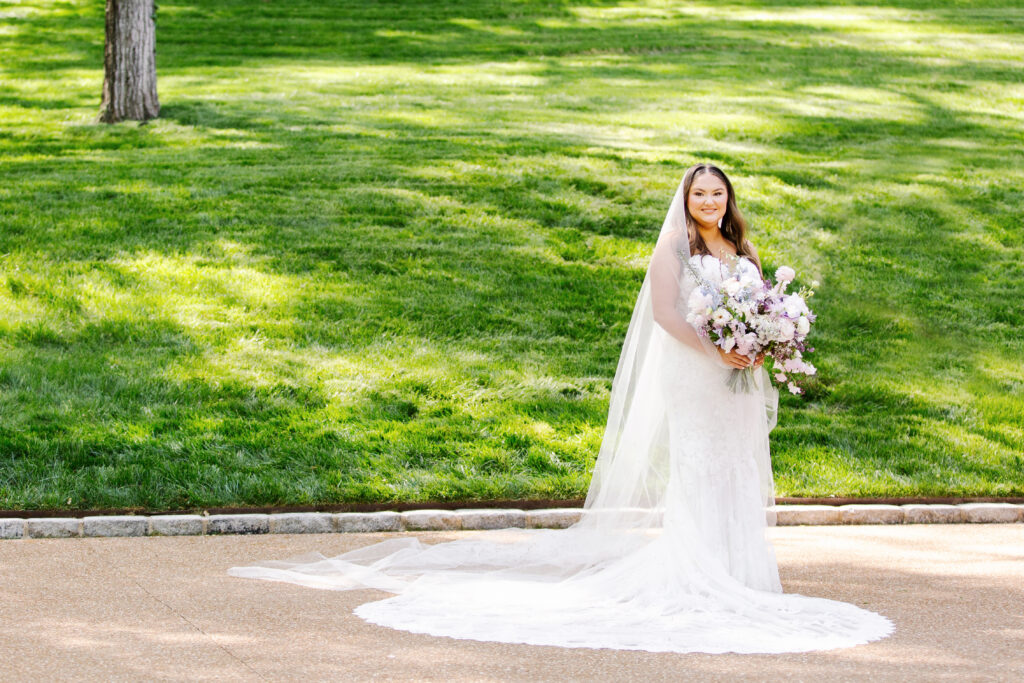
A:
[228, 248, 893, 654]
[229, 176, 893, 653]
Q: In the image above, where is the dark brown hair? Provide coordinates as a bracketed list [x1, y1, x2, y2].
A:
[682, 163, 759, 271]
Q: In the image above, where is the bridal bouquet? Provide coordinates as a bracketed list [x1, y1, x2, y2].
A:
[685, 256, 817, 395]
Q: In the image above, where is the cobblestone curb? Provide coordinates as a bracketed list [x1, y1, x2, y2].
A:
[0, 503, 1020, 540]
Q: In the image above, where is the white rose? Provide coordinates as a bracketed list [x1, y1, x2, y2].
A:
[796, 316, 810, 335]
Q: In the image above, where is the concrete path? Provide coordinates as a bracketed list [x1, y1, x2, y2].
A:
[0, 525, 1021, 682]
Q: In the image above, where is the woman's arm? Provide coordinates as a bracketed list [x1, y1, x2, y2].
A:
[649, 232, 703, 350]
[648, 232, 731, 366]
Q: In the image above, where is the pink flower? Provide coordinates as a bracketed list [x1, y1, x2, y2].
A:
[783, 357, 805, 373]
[775, 266, 796, 283]
[735, 332, 759, 356]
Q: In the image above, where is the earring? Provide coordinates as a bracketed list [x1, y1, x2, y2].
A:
[717, 217, 723, 229]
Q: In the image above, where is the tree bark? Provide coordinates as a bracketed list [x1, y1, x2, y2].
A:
[98, 0, 159, 123]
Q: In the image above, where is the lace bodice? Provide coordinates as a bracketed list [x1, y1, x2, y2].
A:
[687, 253, 760, 286]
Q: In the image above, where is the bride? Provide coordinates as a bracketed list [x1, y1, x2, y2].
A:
[229, 163, 894, 653]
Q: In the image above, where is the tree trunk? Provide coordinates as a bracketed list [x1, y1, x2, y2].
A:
[98, 0, 159, 123]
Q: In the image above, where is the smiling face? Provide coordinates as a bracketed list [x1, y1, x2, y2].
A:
[686, 172, 729, 230]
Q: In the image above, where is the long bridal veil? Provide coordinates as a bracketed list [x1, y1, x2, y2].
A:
[228, 173, 894, 653]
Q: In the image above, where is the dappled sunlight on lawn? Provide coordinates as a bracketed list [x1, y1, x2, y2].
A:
[0, 0, 1021, 508]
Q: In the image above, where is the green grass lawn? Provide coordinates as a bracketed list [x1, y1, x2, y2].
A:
[1, 0, 1022, 511]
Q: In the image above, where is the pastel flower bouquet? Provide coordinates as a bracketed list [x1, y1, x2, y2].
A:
[684, 255, 818, 395]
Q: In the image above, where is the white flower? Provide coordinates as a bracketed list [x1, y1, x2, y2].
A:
[777, 318, 796, 342]
[724, 278, 743, 296]
[796, 316, 810, 335]
[711, 308, 732, 325]
[788, 383, 802, 395]
[775, 372, 787, 382]
[784, 294, 808, 317]
[775, 266, 796, 283]
[720, 335, 736, 352]
[688, 288, 712, 312]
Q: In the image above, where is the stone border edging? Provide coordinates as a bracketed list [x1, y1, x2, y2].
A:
[5, 497, 1023, 520]
[0, 503, 1022, 540]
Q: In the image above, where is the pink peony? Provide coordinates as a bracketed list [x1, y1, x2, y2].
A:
[735, 332, 759, 356]
[775, 266, 796, 283]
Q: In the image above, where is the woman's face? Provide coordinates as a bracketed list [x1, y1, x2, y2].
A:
[687, 173, 729, 230]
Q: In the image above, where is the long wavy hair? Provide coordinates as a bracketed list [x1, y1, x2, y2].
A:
[682, 163, 759, 271]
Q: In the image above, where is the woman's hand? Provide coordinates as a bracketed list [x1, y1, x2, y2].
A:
[717, 347, 756, 369]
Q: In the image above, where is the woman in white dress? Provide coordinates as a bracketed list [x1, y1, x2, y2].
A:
[229, 164, 894, 653]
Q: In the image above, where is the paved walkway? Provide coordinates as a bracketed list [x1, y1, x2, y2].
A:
[0, 525, 1021, 681]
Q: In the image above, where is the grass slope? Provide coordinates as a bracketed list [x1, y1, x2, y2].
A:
[0, 0, 1022, 510]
